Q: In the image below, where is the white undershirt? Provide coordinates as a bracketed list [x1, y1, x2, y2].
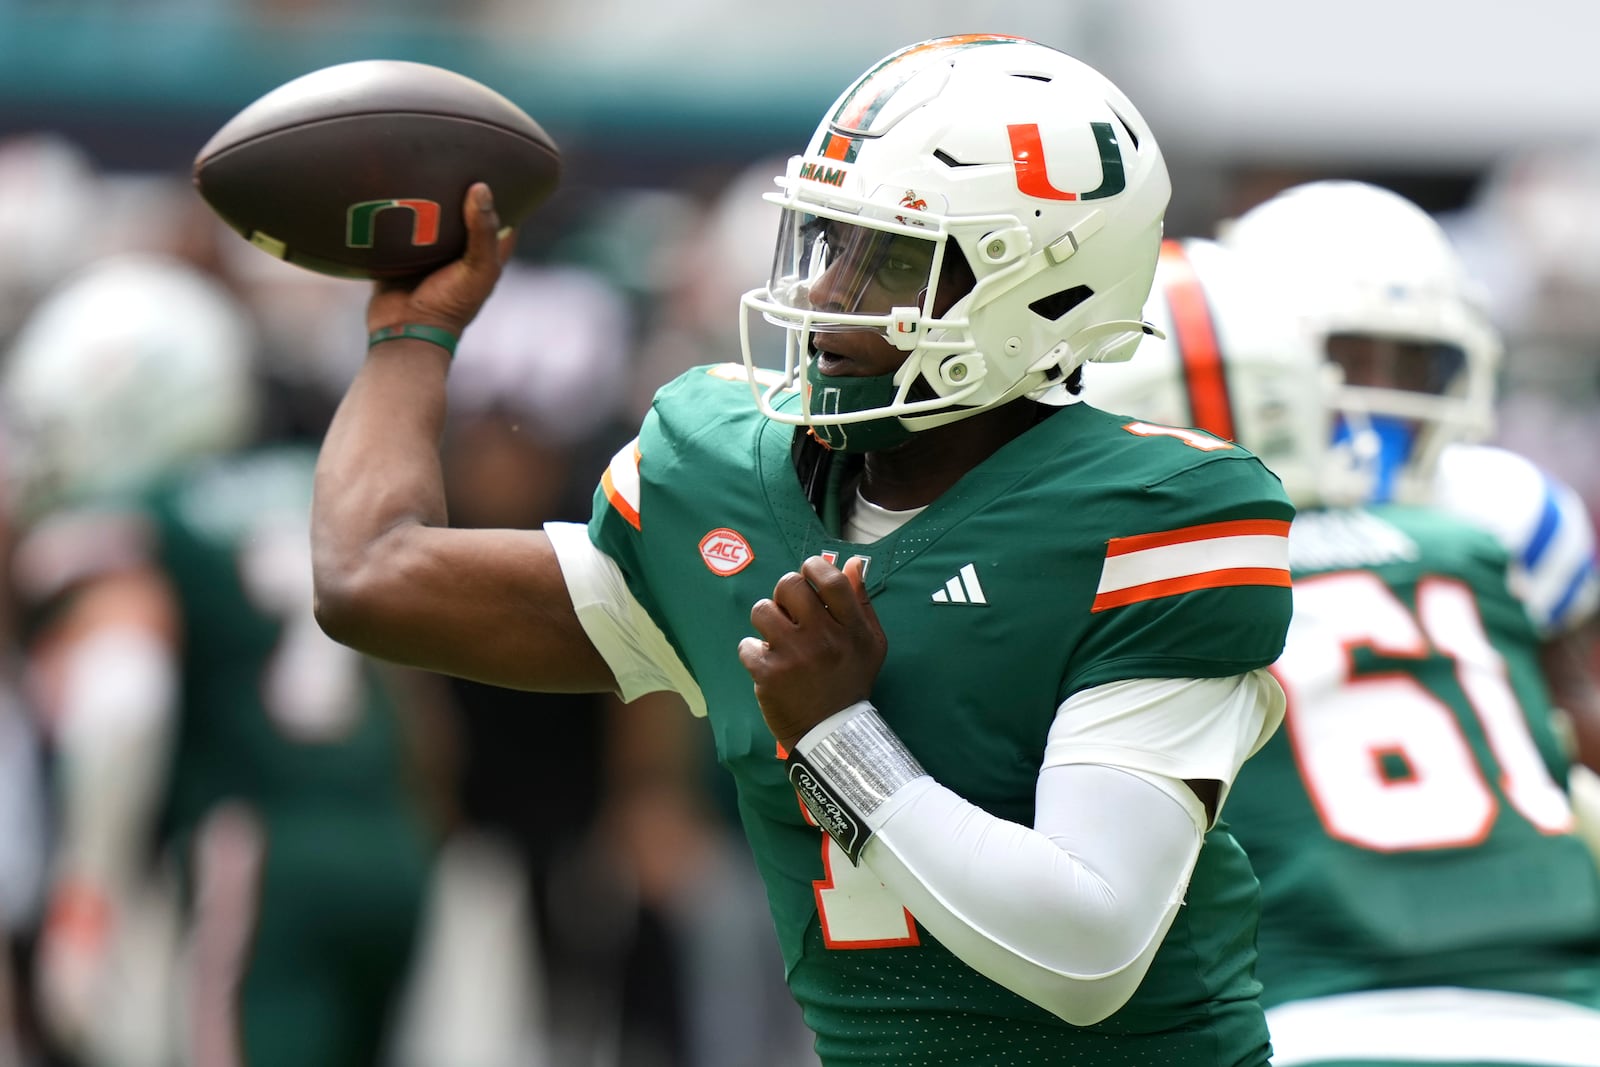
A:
[544, 519, 1284, 1024]
[844, 489, 925, 543]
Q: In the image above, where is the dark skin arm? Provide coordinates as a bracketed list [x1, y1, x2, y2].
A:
[1542, 621, 1600, 773]
[741, 557, 1224, 821]
[312, 183, 615, 693]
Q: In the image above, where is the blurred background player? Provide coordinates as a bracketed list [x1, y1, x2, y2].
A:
[1, 252, 443, 1067]
[0, 494, 45, 1067]
[1088, 236, 1600, 1065]
[0, 150, 816, 1067]
[1221, 181, 1600, 777]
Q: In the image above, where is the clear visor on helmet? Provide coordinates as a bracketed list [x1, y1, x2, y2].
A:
[765, 208, 941, 333]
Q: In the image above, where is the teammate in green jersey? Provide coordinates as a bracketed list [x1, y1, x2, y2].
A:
[313, 35, 1295, 1066]
[1223, 180, 1600, 776]
[2, 253, 437, 1066]
[1089, 236, 1600, 1067]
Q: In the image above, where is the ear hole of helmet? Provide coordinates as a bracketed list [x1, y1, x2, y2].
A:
[1029, 285, 1094, 321]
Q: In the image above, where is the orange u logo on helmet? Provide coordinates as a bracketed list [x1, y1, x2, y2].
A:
[1007, 121, 1126, 202]
[345, 198, 442, 248]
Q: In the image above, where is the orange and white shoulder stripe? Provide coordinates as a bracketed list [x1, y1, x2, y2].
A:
[602, 437, 643, 530]
[1092, 518, 1290, 612]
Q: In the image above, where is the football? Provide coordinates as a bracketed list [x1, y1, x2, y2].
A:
[193, 60, 561, 280]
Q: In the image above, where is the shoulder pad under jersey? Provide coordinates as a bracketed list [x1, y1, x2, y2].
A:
[1432, 443, 1599, 635]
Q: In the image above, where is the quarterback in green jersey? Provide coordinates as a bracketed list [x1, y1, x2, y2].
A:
[1090, 235, 1600, 1067]
[2, 254, 436, 1066]
[314, 35, 1295, 1066]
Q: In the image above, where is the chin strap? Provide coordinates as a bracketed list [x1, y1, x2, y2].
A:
[1078, 319, 1167, 365]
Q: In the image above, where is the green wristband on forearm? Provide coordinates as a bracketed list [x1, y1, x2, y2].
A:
[367, 323, 459, 357]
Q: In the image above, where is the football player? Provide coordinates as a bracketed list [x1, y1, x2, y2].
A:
[1222, 181, 1600, 771]
[313, 34, 1296, 1066]
[2, 253, 438, 1066]
[1088, 235, 1600, 1066]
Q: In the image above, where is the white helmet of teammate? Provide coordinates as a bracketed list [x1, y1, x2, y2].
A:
[1, 253, 257, 519]
[740, 33, 1170, 445]
[0, 134, 100, 342]
[1221, 180, 1501, 503]
[1085, 238, 1372, 507]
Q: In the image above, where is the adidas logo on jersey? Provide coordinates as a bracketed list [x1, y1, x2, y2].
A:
[932, 564, 987, 605]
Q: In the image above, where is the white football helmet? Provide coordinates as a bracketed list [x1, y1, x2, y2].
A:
[1221, 180, 1501, 503]
[740, 33, 1171, 437]
[1086, 238, 1368, 506]
[2, 253, 257, 520]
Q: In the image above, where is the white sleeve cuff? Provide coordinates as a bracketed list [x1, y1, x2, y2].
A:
[543, 522, 707, 716]
[794, 701, 929, 827]
[1044, 670, 1284, 820]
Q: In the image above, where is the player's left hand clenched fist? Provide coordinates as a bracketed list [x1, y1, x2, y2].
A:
[739, 556, 886, 752]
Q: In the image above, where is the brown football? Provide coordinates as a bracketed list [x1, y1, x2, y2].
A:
[194, 60, 561, 280]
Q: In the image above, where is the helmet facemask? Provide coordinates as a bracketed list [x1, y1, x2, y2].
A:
[743, 194, 1006, 450]
[1324, 332, 1488, 503]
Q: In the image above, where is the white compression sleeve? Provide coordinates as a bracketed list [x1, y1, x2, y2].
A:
[861, 761, 1202, 1027]
[52, 625, 179, 889]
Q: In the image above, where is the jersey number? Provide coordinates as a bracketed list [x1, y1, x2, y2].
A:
[1275, 571, 1573, 852]
[1121, 420, 1234, 451]
[238, 517, 365, 742]
[791, 793, 919, 949]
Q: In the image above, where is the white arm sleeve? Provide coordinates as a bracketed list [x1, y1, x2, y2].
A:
[863, 764, 1200, 1027]
[544, 521, 707, 716]
[51, 625, 178, 889]
[852, 671, 1282, 1026]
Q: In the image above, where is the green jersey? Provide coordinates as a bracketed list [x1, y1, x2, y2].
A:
[1226, 505, 1600, 1010]
[26, 446, 430, 858]
[24, 445, 432, 1065]
[587, 366, 1296, 1066]
[143, 446, 429, 849]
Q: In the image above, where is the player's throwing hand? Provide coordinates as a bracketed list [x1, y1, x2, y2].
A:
[367, 183, 517, 340]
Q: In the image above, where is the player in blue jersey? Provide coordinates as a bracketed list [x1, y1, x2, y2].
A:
[312, 35, 1297, 1065]
[1090, 233, 1600, 1067]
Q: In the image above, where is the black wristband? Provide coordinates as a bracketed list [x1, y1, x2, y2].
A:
[787, 749, 870, 864]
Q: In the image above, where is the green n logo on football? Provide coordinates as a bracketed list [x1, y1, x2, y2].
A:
[345, 199, 442, 248]
[1007, 121, 1125, 201]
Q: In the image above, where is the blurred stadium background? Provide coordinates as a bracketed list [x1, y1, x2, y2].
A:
[0, 2, 1598, 1065]
[4, 0, 1598, 493]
